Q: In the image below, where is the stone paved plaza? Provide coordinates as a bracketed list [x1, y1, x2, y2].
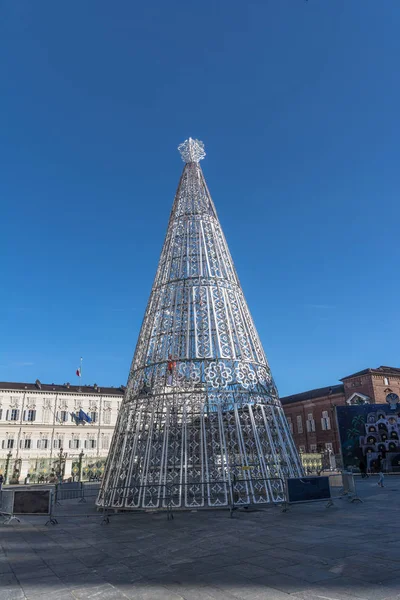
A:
[1, 477, 400, 600]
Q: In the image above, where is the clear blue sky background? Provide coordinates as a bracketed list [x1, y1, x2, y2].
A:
[1, 1, 399, 396]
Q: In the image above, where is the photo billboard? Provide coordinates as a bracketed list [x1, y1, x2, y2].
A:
[336, 404, 400, 472]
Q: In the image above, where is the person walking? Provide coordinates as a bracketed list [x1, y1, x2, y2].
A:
[376, 455, 384, 488]
[359, 459, 367, 479]
[0, 473, 4, 491]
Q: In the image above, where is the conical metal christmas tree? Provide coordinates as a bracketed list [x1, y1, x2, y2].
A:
[98, 138, 302, 510]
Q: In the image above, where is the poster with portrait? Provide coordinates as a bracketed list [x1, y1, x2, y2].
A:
[336, 403, 400, 472]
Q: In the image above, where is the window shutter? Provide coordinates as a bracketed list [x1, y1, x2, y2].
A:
[1, 440, 4, 449]
[326, 417, 331, 430]
[84, 440, 88, 449]
[16, 410, 20, 421]
[6, 410, 9, 421]
[23, 411, 26, 421]
[32, 410, 36, 422]
[37, 440, 40, 448]
[69, 440, 72, 449]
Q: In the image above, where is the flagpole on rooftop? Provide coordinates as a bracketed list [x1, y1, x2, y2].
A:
[77, 356, 83, 392]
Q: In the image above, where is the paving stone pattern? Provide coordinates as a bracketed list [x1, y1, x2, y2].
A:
[1, 477, 400, 600]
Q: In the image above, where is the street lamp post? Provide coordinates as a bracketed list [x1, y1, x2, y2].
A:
[78, 450, 84, 482]
[4, 451, 12, 484]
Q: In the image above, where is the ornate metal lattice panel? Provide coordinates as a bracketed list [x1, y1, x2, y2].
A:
[98, 138, 302, 510]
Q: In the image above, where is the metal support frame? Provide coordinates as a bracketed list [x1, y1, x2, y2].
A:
[98, 139, 303, 511]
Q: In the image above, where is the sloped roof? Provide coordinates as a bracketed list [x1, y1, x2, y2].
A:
[0, 381, 125, 396]
[281, 384, 345, 406]
[340, 366, 400, 381]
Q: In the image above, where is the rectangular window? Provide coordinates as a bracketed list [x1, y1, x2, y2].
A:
[85, 439, 96, 449]
[2, 439, 14, 449]
[286, 416, 293, 434]
[69, 439, 80, 449]
[321, 411, 331, 431]
[90, 412, 97, 423]
[25, 410, 36, 422]
[102, 435, 110, 450]
[58, 411, 68, 423]
[21, 438, 31, 449]
[310, 444, 317, 453]
[299, 445, 306, 453]
[325, 442, 333, 451]
[9, 409, 20, 421]
[37, 439, 49, 449]
[306, 413, 315, 432]
[103, 411, 111, 425]
[53, 438, 62, 449]
[296, 415, 303, 434]
[384, 377, 389, 385]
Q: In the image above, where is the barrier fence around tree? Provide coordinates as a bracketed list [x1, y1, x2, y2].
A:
[0, 472, 363, 527]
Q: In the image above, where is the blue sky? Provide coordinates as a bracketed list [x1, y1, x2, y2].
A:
[1, 1, 399, 396]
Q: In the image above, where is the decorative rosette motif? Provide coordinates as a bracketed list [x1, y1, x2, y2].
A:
[257, 366, 272, 386]
[235, 361, 257, 389]
[204, 361, 233, 389]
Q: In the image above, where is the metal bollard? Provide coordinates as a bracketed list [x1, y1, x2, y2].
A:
[78, 482, 86, 503]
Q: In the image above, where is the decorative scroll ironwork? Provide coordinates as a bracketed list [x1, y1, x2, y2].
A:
[98, 138, 303, 510]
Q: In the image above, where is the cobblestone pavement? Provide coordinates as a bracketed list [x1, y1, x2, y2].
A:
[1, 477, 400, 600]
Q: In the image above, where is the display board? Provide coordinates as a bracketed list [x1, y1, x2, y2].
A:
[286, 476, 330, 503]
[336, 404, 400, 472]
[0, 490, 14, 515]
[13, 490, 51, 514]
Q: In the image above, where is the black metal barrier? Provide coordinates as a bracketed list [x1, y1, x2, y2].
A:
[286, 476, 331, 504]
[47, 482, 102, 525]
[54, 481, 101, 504]
[0, 472, 362, 527]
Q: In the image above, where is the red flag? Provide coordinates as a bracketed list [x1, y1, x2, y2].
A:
[76, 368, 81, 377]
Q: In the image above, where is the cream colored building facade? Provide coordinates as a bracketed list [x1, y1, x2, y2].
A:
[0, 380, 124, 482]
